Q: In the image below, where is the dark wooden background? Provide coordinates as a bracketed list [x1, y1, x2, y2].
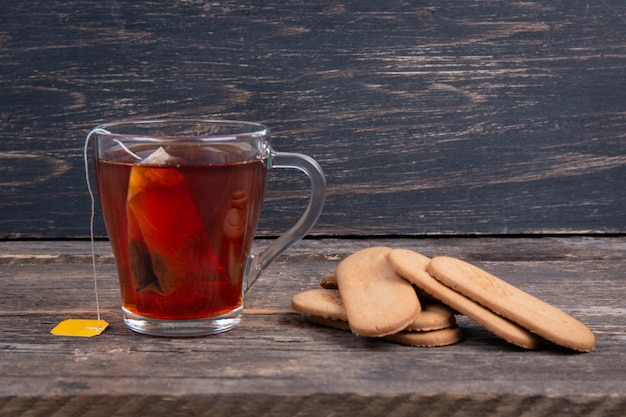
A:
[1, 0, 625, 239]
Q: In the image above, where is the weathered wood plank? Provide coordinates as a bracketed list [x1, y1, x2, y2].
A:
[0, 238, 624, 416]
[1, 1, 625, 238]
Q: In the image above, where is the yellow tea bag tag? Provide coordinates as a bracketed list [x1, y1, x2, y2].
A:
[51, 319, 109, 337]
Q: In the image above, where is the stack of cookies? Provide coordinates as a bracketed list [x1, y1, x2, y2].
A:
[291, 247, 595, 352]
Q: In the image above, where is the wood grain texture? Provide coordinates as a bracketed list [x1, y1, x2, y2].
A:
[1, 237, 625, 416]
[0, 1, 625, 238]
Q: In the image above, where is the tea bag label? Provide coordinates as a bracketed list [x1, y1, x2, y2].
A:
[51, 319, 109, 337]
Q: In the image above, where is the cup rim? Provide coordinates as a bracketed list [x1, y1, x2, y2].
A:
[94, 119, 269, 141]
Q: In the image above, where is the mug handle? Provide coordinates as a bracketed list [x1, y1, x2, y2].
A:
[244, 149, 327, 292]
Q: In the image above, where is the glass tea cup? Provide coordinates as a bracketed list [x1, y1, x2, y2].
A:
[90, 119, 326, 336]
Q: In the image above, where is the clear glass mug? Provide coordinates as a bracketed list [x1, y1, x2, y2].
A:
[89, 119, 326, 336]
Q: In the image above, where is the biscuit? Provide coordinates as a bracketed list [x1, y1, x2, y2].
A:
[428, 256, 595, 352]
[385, 325, 462, 347]
[308, 315, 461, 347]
[291, 289, 347, 321]
[407, 302, 456, 332]
[319, 273, 338, 289]
[335, 247, 421, 337]
[293, 287, 455, 332]
[386, 249, 543, 349]
[308, 315, 352, 331]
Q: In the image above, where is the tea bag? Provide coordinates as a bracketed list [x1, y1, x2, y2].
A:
[126, 147, 218, 295]
[140, 146, 181, 166]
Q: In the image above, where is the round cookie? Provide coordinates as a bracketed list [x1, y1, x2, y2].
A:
[428, 256, 595, 352]
[384, 325, 462, 348]
[309, 315, 461, 348]
[407, 302, 456, 332]
[386, 249, 543, 350]
[319, 273, 338, 289]
[291, 289, 347, 321]
[308, 315, 352, 331]
[336, 247, 421, 337]
[293, 288, 455, 332]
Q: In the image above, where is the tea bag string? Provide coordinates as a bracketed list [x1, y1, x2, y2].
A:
[83, 129, 144, 329]
[83, 128, 111, 329]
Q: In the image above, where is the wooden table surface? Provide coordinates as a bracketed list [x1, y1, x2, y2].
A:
[1, 237, 624, 416]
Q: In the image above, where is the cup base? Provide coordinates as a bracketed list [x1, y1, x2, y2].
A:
[122, 306, 242, 337]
